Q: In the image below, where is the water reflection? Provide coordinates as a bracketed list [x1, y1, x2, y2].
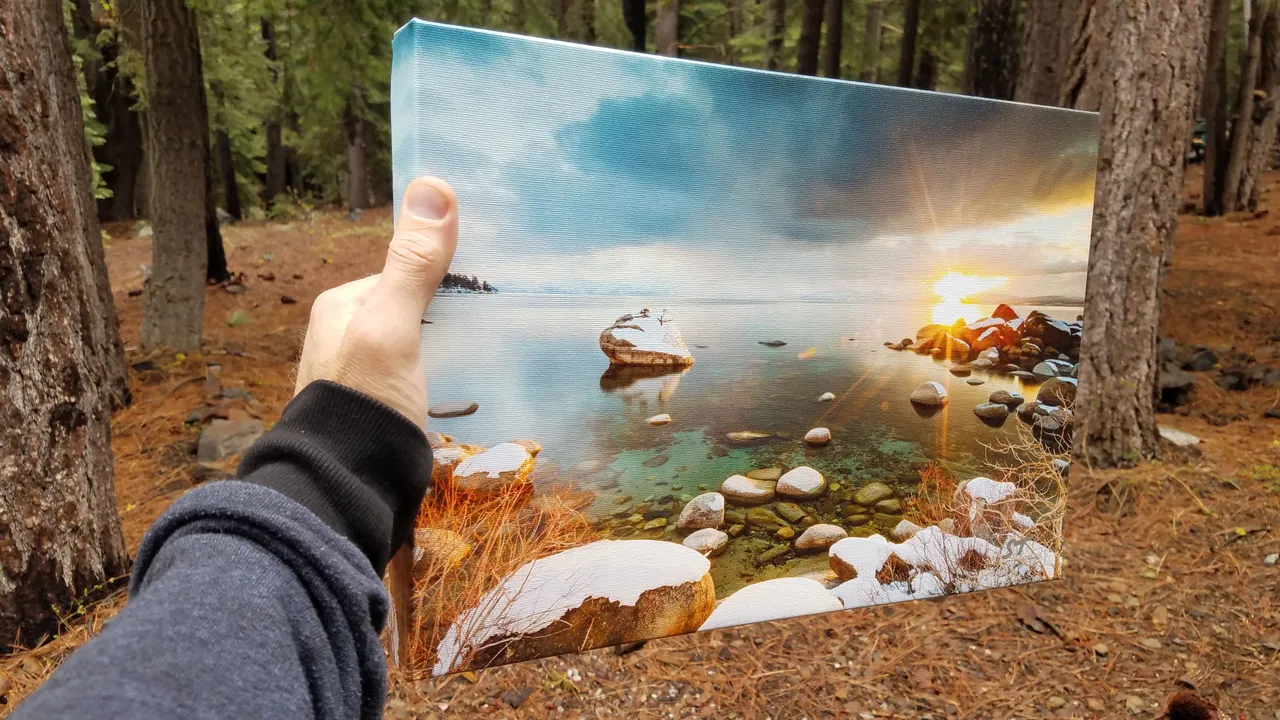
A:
[598, 364, 689, 407]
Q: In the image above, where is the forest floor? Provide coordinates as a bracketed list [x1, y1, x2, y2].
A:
[3, 170, 1280, 719]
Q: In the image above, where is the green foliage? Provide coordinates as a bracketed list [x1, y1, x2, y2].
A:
[64, 0, 113, 200]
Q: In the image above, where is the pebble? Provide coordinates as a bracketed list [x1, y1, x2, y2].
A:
[1265, 553, 1278, 566]
[818, 392, 836, 402]
[646, 413, 673, 426]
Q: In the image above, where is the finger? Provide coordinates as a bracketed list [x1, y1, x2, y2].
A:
[363, 177, 458, 329]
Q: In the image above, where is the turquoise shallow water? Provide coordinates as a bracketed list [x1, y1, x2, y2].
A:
[420, 293, 1078, 512]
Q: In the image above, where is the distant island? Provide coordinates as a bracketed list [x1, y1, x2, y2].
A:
[964, 293, 1084, 307]
[440, 272, 497, 294]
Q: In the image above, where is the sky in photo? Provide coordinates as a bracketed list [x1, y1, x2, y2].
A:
[392, 21, 1099, 303]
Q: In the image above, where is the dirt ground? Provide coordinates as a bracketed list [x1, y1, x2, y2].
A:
[2, 171, 1279, 719]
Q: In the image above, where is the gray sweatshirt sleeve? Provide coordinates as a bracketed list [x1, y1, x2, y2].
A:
[13, 382, 432, 720]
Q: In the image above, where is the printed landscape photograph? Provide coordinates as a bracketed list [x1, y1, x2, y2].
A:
[390, 20, 1099, 676]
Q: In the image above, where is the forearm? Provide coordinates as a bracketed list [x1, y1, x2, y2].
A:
[14, 382, 432, 720]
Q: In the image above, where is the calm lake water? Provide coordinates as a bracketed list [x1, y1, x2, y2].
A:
[420, 294, 1079, 517]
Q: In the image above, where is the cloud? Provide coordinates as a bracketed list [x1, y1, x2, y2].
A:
[392, 22, 1098, 299]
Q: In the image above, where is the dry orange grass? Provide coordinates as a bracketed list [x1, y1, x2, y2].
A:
[402, 484, 598, 676]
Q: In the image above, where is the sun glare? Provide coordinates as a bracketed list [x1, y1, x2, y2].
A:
[930, 271, 1007, 324]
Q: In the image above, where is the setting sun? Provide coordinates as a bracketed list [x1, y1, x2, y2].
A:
[931, 271, 1007, 324]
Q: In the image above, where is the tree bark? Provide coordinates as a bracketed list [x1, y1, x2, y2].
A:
[1063, 0, 1209, 467]
[796, 0, 826, 75]
[139, 0, 210, 350]
[1201, 0, 1231, 216]
[1225, 0, 1271, 210]
[897, 0, 921, 86]
[656, 0, 680, 56]
[262, 18, 286, 207]
[0, 0, 131, 652]
[582, 0, 597, 44]
[622, 0, 646, 51]
[859, 1, 884, 82]
[766, 0, 786, 70]
[963, 0, 1019, 99]
[1016, 0, 1078, 106]
[822, 0, 843, 77]
[343, 97, 369, 212]
[914, 48, 937, 90]
[1240, 5, 1280, 209]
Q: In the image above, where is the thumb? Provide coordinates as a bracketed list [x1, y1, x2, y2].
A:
[364, 177, 459, 328]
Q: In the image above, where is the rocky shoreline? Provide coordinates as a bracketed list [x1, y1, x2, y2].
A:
[888, 304, 1082, 452]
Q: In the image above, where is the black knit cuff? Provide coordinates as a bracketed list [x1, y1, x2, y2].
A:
[236, 381, 431, 576]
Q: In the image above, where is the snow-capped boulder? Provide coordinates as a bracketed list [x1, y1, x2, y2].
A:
[698, 577, 842, 631]
[677, 492, 725, 530]
[682, 528, 729, 557]
[647, 413, 673, 426]
[828, 534, 897, 581]
[431, 444, 477, 492]
[719, 474, 776, 505]
[795, 524, 848, 553]
[600, 312, 695, 367]
[433, 540, 715, 674]
[910, 381, 949, 406]
[451, 443, 535, 498]
[818, 392, 836, 402]
[776, 466, 826, 499]
[804, 427, 832, 445]
[831, 571, 946, 608]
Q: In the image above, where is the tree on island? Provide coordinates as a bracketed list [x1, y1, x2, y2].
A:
[441, 272, 498, 292]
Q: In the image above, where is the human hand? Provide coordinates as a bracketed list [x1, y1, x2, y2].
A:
[294, 177, 458, 430]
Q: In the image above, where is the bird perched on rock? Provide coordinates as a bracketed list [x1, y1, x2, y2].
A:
[1163, 691, 1220, 720]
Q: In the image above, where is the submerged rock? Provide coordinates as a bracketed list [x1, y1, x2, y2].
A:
[720, 474, 776, 505]
[600, 312, 695, 366]
[726, 430, 770, 442]
[910, 381, 949, 406]
[677, 492, 725, 530]
[853, 482, 895, 506]
[746, 467, 782, 481]
[433, 540, 715, 674]
[682, 528, 729, 556]
[776, 466, 827, 499]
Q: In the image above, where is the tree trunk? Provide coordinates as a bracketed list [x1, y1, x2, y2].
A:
[822, 0, 843, 77]
[1016, 0, 1078, 105]
[1240, 5, 1280, 209]
[1225, 0, 1271, 210]
[1202, 0, 1231, 216]
[344, 97, 369, 212]
[582, 0, 597, 43]
[1063, 0, 1209, 467]
[262, 18, 286, 207]
[215, 128, 240, 221]
[556, 0, 572, 37]
[656, 0, 680, 56]
[914, 48, 937, 90]
[796, 0, 825, 75]
[0, 0, 131, 652]
[285, 111, 303, 192]
[963, 0, 1019, 99]
[765, 0, 786, 70]
[897, 0, 921, 86]
[140, 0, 210, 350]
[622, 0, 646, 51]
[859, 1, 884, 82]
[730, 0, 744, 42]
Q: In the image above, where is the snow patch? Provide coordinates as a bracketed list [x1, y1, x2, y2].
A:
[699, 577, 842, 631]
[452, 443, 531, 479]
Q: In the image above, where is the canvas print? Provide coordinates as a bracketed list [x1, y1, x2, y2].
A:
[390, 19, 1098, 675]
